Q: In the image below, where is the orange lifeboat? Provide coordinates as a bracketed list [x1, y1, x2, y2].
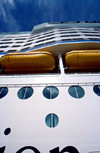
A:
[65, 50, 100, 72]
[0, 51, 56, 74]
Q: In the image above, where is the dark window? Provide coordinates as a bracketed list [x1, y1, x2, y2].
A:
[30, 35, 40, 39]
[68, 31, 77, 33]
[27, 39, 34, 42]
[85, 34, 100, 37]
[46, 37, 55, 41]
[82, 31, 98, 33]
[72, 38, 84, 40]
[61, 38, 71, 41]
[60, 32, 68, 34]
[93, 85, 100, 96]
[95, 35, 100, 37]
[89, 38, 100, 40]
[61, 34, 70, 37]
[45, 40, 56, 45]
[0, 46, 8, 48]
[4, 36, 15, 38]
[82, 31, 91, 33]
[0, 42, 12, 44]
[21, 47, 30, 51]
[0, 87, 8, 99]
[0, 50, 4, 52]
[1, 39, 12, 41]
[38, 36, 45, 39]
[89, 31, 99, 33]
[36, 39, 45, 43]
[17, 87, 33, 100]
[45, 113, 59, 128]
[29, 36, 35, 39]
[15, 38, 26, 40]
[44, 31, 54, 35]
[7, 50, 17, 52]
[45, 34, 54, 37]
[24, 43, 32, 46]
[59, 29, 74, 32]
[43, 86, 59, 99]
[16, 41, 24, 43]
[59, 29, 67, 31]
[70, 34, 80, 37]
[68, 85, 85, 98]
[12, 45, 20, 47]
[4, 128, 11, 135]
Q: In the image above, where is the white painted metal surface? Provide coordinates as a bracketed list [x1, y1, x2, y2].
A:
[0, 22, 100, 153]
[0, 70, 100, 153]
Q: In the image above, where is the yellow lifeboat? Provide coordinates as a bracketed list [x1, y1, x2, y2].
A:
[65, 50, 100, 72]
[0, 51, 56, 74]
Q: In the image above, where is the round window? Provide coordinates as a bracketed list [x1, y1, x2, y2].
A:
[43, 86, 59, 99]
[45, 113, 59, 128]
[68, 85, 84, 98]
[93, 85, 100, 96]
[4, 128, 11, 135]
[17, 86, 33, 100]
[0, 87, 8, 99]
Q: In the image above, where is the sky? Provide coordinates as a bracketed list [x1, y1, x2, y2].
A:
[0, 0, 100, 32]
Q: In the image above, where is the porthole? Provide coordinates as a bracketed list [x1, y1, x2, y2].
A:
[93, 85, 100, 96]
[4, 128, 11, 135]
[17, 86, 33, 100]
[68, 85, 84, 98]
[45, 113, 59, 128]
[43, 86, 59, 99]
[0, 87, 8, 99]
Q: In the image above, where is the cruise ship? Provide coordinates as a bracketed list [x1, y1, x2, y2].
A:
[0, 22, 100, 153]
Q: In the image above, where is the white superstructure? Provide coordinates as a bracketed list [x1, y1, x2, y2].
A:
[0, 22, 100, 153]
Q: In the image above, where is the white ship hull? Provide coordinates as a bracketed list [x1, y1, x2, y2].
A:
[0, 22, 100, 153]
